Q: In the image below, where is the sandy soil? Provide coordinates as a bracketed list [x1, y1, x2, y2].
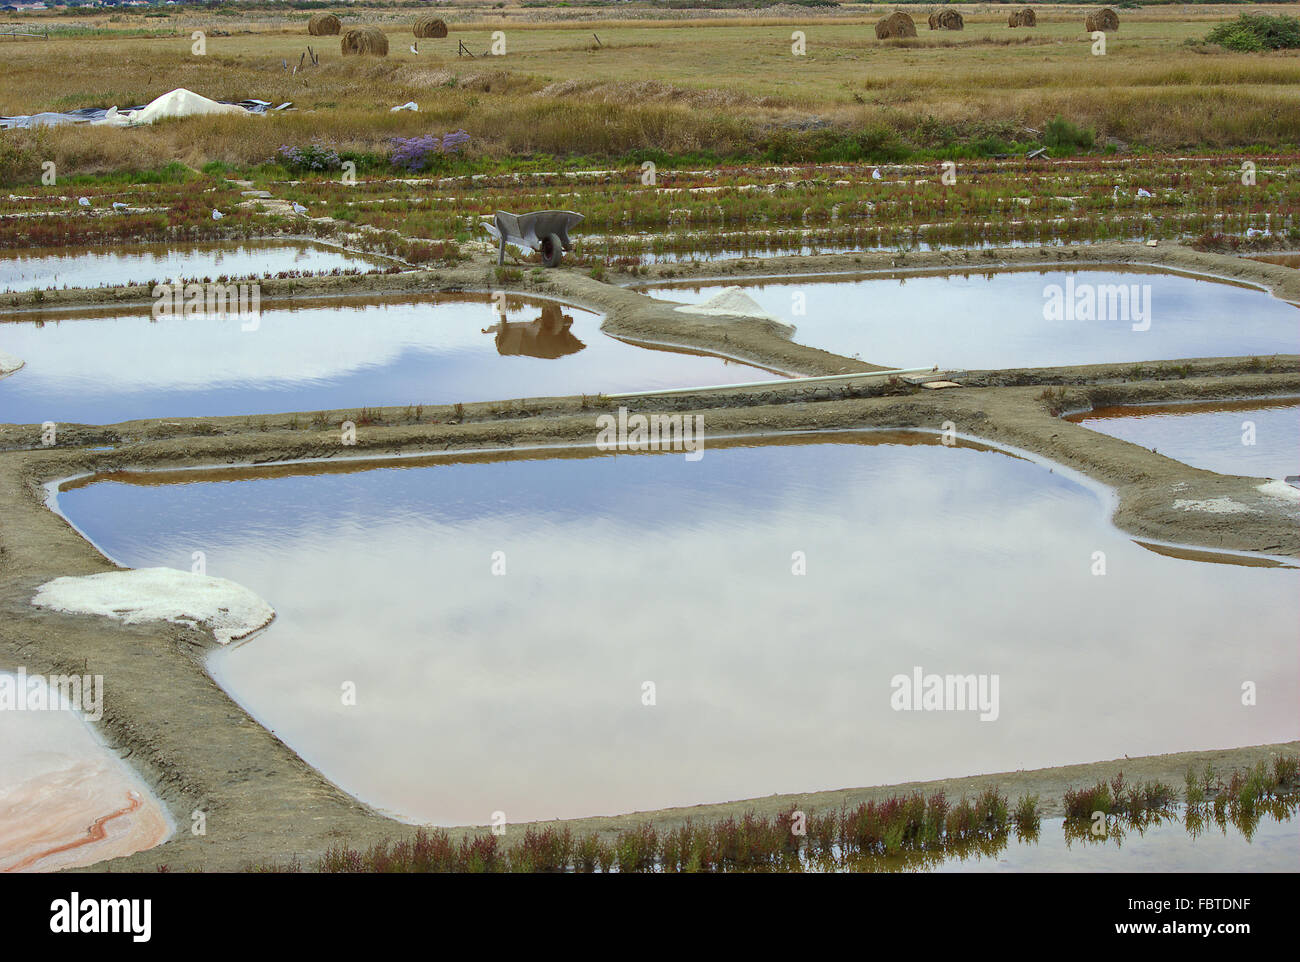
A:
[1, 239, 1296, 870]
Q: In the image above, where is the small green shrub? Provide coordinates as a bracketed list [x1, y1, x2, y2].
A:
[1012, 794, 1040, 837]
[1206, 14, 1300, 53]
[1042, 116, 1095, 155]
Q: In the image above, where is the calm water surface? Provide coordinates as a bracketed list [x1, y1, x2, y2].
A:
[932, 809, 1297, 873]
[0, 293, 771, 424]
[648, 269, 1300, 369]
[56, 434, 1299, 825]
[1068, 398, 1299, 480]
[0, 672, 172, 871]
[0, 240, 394, 292]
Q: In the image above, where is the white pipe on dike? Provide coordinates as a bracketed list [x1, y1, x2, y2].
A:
[606, 366, 940, 399]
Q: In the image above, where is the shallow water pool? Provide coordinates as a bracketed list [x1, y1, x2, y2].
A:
[0, 239, 395, 293]
[55, 432, 1299, 826]
[0, 293, 771, 424]
[931, 807, 1297, 873]
[0, 671, 172, 871]
[648, 268, 1300, 369]
[1067, 398, 1299, 480]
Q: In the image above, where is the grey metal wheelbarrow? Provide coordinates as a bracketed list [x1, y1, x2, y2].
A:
[484, 210, 584, 268]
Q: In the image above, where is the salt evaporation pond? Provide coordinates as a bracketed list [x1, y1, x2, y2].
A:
[0, 671, 172, 871]
[824, 805, 1298, 872]
[932, 808, 1298, 873]
[1068, 398, 1300, 481]
[55, 432, 1299, 826]
[0, 239, 394, 293]
[648, 268, 1300, 369]
[0, 293, 771, 424]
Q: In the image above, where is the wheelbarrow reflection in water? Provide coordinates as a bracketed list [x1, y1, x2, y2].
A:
[482, 301, 586, 359]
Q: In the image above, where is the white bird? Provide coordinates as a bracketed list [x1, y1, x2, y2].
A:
[212, 210, 224, 220]
[112, 202, 128, 210]
[1136, 188, 1152, 198]
[78, 196, 90, 207]
[292, 202, 308, 215]
[871, 168, 882, 180]
[410, 42, 419, 54]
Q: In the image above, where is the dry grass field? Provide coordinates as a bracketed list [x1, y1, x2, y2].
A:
[1, 3, 1298, 178]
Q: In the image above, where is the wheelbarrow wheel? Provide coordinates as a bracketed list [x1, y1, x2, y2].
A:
[540, 233, 564, 268]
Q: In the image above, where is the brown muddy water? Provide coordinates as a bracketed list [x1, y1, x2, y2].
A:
[0, 240, 396, 293]
[0, 671, 172, 871]
[645, 268, 1300, 369]
[53, 432, 1300, 827]
[1067, 398, 1300, 481]
[0, 293, 772, 424]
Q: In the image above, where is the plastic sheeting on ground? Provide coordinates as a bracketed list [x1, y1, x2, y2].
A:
[1, 89, 287, 130]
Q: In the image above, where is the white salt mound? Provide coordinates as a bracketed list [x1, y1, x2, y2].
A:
[1257, 480, 1300, 502]
[31, 568, 274, 645]
[674, 286, 780, 322]
[0, 351, 23, 378]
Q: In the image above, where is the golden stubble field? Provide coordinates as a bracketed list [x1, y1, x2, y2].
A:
[1, 3, 1298, 175]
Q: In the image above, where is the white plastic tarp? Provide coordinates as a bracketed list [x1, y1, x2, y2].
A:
[1, 89, 277, 129]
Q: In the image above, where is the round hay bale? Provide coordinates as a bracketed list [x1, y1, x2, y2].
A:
[1085, 8, 1120, 32]
[342, 26, 389, 57]
[308, 13, 340, 36]
[413, 16, 448, 39]
[1008, 8, 1036, 28]
[930, 9, 963, 31]
[875, 11, 918, 40]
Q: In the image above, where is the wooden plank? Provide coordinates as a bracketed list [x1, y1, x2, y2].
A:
[901, 370, 966, 385]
